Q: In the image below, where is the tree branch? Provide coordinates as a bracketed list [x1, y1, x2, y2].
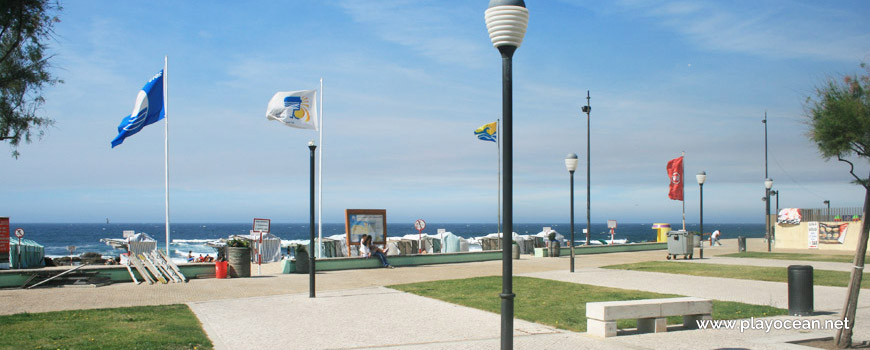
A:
[837, 156, 869, 189]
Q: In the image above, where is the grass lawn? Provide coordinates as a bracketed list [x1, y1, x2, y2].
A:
[390, 276, 785, 333]
[603, 261, 869, 289]
[719, 251, 867, 264]
[0, 304, 212, 350]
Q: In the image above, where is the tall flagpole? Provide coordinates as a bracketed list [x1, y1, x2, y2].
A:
[497, 118, 502, 247]
[681, 151, 686, 231]
[317, 78, 323, 258]
[164, 56, 171, 255]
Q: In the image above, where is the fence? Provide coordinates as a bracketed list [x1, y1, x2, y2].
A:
[790, 207, 864, 222]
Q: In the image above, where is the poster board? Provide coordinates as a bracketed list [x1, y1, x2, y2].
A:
[0, 217, 9, 266]
[345, 209, 387, 256]
[807, 221, 819, 249]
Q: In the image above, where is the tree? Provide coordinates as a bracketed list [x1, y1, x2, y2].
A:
[0, 0, 61, 158]
[806, 63, 870, 348]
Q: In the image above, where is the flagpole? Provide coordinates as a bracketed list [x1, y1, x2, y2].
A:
[164, 55, 171, 255]
[681, 151, 685, 231]
[317, 78, 323, 258]
[497, 118, 502, 248]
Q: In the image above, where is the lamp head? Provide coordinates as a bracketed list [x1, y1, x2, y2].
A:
[764, 178, 773, 190]
[581, 105, 591, 114]
[696, 171, 706, 185]
[564, 153, 579, 172]
[485, 0, 529, 56]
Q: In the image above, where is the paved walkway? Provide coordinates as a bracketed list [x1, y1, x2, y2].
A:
[3, 238, 869, 349]
[684, 256, 856, 272]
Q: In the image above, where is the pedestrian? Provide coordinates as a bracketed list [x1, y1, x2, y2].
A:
[711, 230, 722, 246]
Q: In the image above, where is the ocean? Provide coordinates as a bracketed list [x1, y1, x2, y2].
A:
[11, 222, 765, 262]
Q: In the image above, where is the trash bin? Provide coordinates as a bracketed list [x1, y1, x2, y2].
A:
[666, 230, 694, 260]
[215, 261, 228, 279]
[788, 265, 814, 316]
[738, 236, 747, 252]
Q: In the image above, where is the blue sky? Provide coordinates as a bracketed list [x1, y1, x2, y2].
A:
[2, 0, 869, 224]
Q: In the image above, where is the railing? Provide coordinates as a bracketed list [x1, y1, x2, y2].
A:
[790, 207, 864, 222]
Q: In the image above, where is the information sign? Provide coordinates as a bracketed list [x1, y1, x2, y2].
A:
[253, 218, 271, 233]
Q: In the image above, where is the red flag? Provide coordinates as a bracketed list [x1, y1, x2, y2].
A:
[667, 156, 683, 201]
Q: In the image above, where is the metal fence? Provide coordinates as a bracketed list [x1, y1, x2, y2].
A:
[792, 207, 864, 222]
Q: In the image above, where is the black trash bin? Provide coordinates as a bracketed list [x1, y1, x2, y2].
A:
[737, 236, 746, 252]
[788, 265, 814, 316]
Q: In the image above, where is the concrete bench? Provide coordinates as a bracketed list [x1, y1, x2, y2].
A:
[586, 297, 712, 338]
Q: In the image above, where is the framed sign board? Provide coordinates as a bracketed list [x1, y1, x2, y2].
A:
[345, 209, 387, 256]
[253, 218, 271, 233]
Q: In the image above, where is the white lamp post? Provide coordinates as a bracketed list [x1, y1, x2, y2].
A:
[765, 178, 773, 252]
[485, 1, 528, 348]
[565, 153, 578, 272]
[696, 171, 706, 259]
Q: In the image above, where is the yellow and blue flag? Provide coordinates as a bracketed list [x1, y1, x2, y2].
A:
[474, 121, 497, 142]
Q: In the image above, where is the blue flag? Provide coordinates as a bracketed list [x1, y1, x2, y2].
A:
[111, 70, 165, 148]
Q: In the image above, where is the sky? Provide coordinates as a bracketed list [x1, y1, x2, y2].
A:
[2, 0, 870, 225]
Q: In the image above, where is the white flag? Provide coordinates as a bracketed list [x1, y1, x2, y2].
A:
[266, 90, 318, 130]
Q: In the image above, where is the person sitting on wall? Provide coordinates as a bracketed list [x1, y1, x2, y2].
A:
[188, 251, 195, 262]
[360, 234, 393, 269]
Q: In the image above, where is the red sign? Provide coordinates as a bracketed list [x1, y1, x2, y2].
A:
[0, 217, 9, 262]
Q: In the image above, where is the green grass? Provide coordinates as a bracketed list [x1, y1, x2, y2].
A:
[720, 251, 867, 264]
[603, 261, 869, 289]
[390, 276, 785, 332]
[0, 304, 212, 350]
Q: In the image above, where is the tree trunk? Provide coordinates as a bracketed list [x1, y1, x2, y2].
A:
[835, 185, 870, 348]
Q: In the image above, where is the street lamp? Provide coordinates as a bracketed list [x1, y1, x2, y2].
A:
[765, 178, 773, 252]
[565, 153, 578, 272]
[824, 200, 830, 221]
[308, 140, 317, 298]
[696, 171, 706, 259]
[770, 190, 778, 241]
[485, 1, 528, 348]
[582, 91, 591, 246]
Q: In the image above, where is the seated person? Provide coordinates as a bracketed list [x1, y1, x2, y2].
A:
[188, 251, 195, 262]
[360, 234, 393, 268]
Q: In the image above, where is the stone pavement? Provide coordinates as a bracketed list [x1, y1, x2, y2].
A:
[3, 238, 869, 349]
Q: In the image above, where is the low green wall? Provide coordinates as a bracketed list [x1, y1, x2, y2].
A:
[282, 242, 666, 273]
[284, 250, 503, 273]
[0, 263, 217, 288]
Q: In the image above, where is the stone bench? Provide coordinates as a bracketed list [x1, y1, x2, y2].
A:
[586, 297, 712, 338]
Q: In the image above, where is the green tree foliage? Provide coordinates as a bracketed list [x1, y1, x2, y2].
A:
[807, 63, 870, 184]
[806, 63, 870, 348]
[0, 0, 61, 158]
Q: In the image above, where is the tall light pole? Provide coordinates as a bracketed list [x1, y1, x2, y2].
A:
[765, 178, 773, 252]
[696, 171, 706, 259]
[308, 141, 317, 298]
[485, 1, 528, 348]
[582, 92, 591, 246]
[824, 200, 830, 221]
[565, 153, 578, 272]
[770, 190, 778, 241]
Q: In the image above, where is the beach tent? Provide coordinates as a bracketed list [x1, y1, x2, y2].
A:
[232, 233, 282, 263]
[127, 233, 158, 258]
[10, 238, 45, 269]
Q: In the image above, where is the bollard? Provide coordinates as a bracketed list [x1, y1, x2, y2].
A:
[737, 236, 746, 253]
[788, 265, 814, 316]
